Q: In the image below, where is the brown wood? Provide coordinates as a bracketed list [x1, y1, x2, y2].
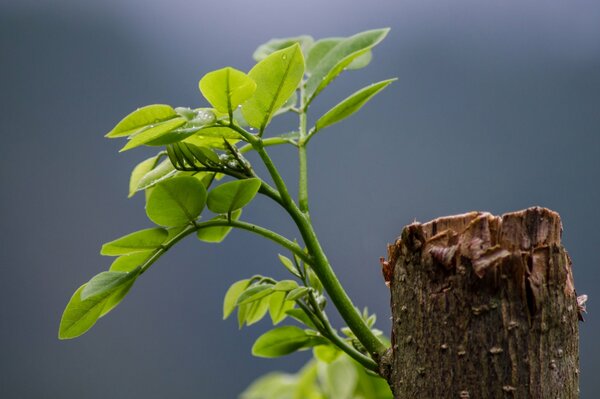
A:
[382, 207, 580, 398]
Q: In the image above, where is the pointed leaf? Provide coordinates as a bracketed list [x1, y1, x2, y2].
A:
[245, 296, 272, 326]
[286, 286, 310, 301]
[314, 78, 396, 131]
[109, 251, 153, 272]
[242, 44, 305, 130]
[105, 104, 178, 138]
[252, 326, 311, 358]
[81, 268, 140, 300]
[146, 176, 206, 226]
[206, 178, 261, 214]
[223, 279, 250, 319]
[100, 280, 136, 318]
[305, 28, 389, 103]
[197, 209, 242, 243]
[273, 280, 299, 292]
[253, 35, 313, 61]
[58, 285, 110, 339]
[269, 292, 295, 325]
[285, 308, 317, 330]
[236, 284, 274, 305]
[199, 67, 257, 115]
[278, 254, 301, 278]
[306, 38, 372, 74]
[101, 227, 168, 256]
[129, 155, 161, 198]
[135, 158, 178, 191]
[120, 117, 187, 151]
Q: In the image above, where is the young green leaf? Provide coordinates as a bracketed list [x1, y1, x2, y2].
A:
[101, 227, 168, 256]
[100, 281, 135, 318]
[199, 67, 257, 116]
[146, 176, 207, 226]
[268, 292, 295, 325]
[223, 279, 250, 319]
[236, 284, 275, 305]
[314, 78, 396, 132]
[120, 117, 187, 152]
[58, 285, 111, 339]
[105, 104, 178, 138]
[242, 44, 305, 131]
[197, 209, 242, 243]
[313, 345, 341, 364]
[273, 280, 299, 292]
[285, 308, 317, 330]
[252, 326, 311, 358]
[135, 158, 178, 191]
[109, 251, 153, 272]
[206, 178, 261, 214]
[129, 155, 161, 198]
[286, 286, 310, 301]
[81, 268, 140, 300]
[252, 35, 313, 61]
[241, 296, 271, 327]
[318, 355, 358, 399]
[305, 28, 389, 103]
[277, 254, 301, 278]
[306, 38, 372, 74]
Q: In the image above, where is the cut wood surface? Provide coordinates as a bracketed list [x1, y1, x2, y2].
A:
[383, 207, 580, 398]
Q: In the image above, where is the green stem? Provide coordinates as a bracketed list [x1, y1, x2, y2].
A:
[306, 292, 379, 372]
[298, 112, 309, 213]
[140, 220, 311, 275]
[239, 136, 295, 154]
[289, 207, 388, 358]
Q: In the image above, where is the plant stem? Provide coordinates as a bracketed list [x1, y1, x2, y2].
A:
[139, 220, 311, 275]
[298, 108, 309, 213]
[230, 122, 388, 360]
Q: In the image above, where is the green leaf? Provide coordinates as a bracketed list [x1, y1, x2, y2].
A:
[100, 280, 135, 318]
[273, 280, 299, 292]
[197, 209, 242, 243]
[105, 104, 178, 138]
[135, 158, 178, 191]
[223, 279, 250, 319]
[129, 155, 161, 198]
[241, 296, 271, 327]
[314, 78, 396, 131]
[306, 38, 372, 75]
[285, 308, 317, 330]
[269, 292, 295, 325]
[237, 284, 274, 305]
[253, 35, 313, 61]
[252, 326, 311, 358]
[305, 28, 389, 103]
[313, 345, 341, 364]
[101, 227, 168, 256]
[278, 254, 301, 278]
[240, 372, 298, 399]
[206, 178, 261, 214]
[146, 176, 207, 226]
[109, 251, 153, 272]
[286, 286, 310, 301]
[307, 267, 323, 294]
[242, 44, 305, 131]
[199, 67, 257, 116]
[81, 269, 140, 300]
[120, 117, 187, 151]
[318, 355, 357, 399]
[58, 285, 110, 339]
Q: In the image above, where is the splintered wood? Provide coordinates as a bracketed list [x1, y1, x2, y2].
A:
[383, 207, 580, 399]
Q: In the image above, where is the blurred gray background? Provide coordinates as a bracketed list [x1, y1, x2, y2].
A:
[1, 0, 599, 397]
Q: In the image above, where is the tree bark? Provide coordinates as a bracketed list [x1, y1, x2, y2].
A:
[383, 207, 580, 398]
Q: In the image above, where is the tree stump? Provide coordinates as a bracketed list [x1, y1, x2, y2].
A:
[384, 207, 580, 398]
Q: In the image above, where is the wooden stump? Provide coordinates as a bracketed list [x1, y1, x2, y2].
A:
[384, 207, 580, 398]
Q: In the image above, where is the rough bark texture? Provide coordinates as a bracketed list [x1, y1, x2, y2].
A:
[384, 207, 579, 398]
